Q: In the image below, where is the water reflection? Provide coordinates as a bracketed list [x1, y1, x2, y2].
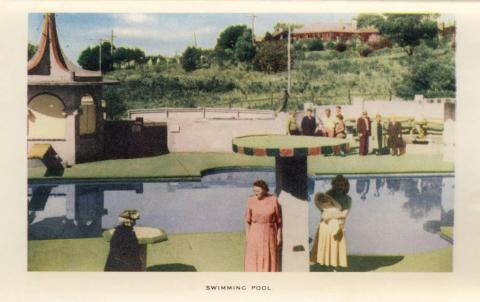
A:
[28, 172, 454, 254]
[309, 175, 454, 254]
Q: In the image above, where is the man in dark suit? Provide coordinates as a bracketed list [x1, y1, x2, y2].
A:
[357, 110, 371, 156]
[301, 108, 317, 136]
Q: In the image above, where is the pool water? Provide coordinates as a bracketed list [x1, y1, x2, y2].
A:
[28, 170, 453, 255]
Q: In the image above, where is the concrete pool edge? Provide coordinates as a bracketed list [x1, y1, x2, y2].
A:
[28, 166, 454, 183]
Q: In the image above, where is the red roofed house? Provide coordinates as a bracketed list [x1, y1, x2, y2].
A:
[291, 22, 379, 43]
[28, 13, 117, 165]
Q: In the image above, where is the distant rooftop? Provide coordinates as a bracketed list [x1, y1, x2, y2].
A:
[293, 22, 378, 35]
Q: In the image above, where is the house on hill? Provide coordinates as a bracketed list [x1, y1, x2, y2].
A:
[288, 22, 379, 43]
[28, 13, 117, 165]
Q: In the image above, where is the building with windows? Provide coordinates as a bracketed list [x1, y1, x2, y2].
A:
[27, 13, 116, 165]
[291, 22, 379, 42]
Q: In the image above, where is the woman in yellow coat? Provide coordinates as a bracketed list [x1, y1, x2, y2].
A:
[310, 175, 352, 268]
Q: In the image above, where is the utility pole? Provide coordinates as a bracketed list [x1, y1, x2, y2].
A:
[249, 13, 257, 46]
[110, 29, 116, 54]
[287, 24, 291, 95]
[99, 39, 102, 74]
[193, 32, 198, 47]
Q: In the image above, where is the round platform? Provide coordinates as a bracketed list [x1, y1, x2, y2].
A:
[232, 134, 349, 157]
[103, 226, 168, 245]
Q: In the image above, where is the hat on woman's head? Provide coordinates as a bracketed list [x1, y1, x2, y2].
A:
[119, 209, 140, 221]
[314, 193, 341, 210]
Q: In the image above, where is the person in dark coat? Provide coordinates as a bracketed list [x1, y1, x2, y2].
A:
[387, 117, 404, 156]
[105, 209, 142, 272]
[356, 110, 371, 156]
[301, 108, 317, 136]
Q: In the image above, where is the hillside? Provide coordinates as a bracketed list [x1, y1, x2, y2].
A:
[104, 45, 454, 115]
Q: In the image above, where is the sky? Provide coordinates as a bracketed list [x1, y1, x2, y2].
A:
[28, 13, 454, 63]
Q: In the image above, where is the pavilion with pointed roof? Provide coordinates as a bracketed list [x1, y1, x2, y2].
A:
[28, 13, 117, 165]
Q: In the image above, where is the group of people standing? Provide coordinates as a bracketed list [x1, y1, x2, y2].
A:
[287, 106, 406, 156]
[357, 111, 405, 156]
[244, 175, 352, 272]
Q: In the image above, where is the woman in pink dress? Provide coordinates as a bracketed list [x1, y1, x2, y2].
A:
[244, 180, 282, 272]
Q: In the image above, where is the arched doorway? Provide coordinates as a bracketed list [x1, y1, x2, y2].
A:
[79, 94, 97, 136]
[28, 94, 66, 139]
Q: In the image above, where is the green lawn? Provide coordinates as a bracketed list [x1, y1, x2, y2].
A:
[28, 232, 452, 272]
[28, 152, 453, 181]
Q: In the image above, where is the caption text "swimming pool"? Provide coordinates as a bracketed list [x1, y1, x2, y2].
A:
[205, 285, 272, 291]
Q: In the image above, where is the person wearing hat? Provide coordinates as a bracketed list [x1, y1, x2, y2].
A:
[310, 175, 351, 269]
[105, 209, 142, 271]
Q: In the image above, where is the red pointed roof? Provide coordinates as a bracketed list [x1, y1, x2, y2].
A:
[28, 13, 115, 85]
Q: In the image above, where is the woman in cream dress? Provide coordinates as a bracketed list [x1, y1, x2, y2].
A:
[310, 175, 352, 268]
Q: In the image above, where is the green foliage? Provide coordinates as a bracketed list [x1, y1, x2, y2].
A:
[234, 30, 256, 62]
[308, 39, 325, 51]
[113, 47, 146, 66]
[326, 41, 336, 50]
[356, 14, 385, 29]
[103, 87, 127, 120]
[335, 42, 348, 52]
[214, 25, 256, 66]
[77, 41, 113, 73]
[181, 46, 203, 72]
[216, 25, 248, 50]
[294, 39, 324, 52]
[359, 47, 373, 57]
[394, 45, 455, 99]
[28, 43, 38, 60]
[264, 32, 274, 41]
[273, 22, 303, 33]
[377, 14, 439, 56]
[253, 40, 289, 73]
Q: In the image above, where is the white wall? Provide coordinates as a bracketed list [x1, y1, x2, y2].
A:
[129, 108, 287, 152]
[311, 96, 454, 121]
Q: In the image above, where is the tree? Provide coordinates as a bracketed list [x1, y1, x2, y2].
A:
[253, 40, 291, 73]
[356, 14, 385, 29]
[394, 46, 455, 98]
[377, 14, 439, 56]
[28, 43, 38, 60]
[103, 88, 127, 120]
[77, 41, 114, 73]
[216, 25, 249, 51]
[180, 46, 203, 72]
[273, 22, 303, 33]
[112, 47, 146, 68]
[234, 30, 256, 62]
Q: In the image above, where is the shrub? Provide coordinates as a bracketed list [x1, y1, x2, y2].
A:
[181, 46, 203, 72]
[307, 39, 324, 51]
[253, 40, 290, 73]
[335, 42, 348, 52]
[360, 47, 373, 57]
[326, 41, 336, 50]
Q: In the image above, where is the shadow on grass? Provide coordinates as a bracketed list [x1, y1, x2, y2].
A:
[147, 263, 197, 272]
[310, 255, 404, 272]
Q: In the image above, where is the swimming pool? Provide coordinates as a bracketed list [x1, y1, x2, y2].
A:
[28, 170, 453, 255]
